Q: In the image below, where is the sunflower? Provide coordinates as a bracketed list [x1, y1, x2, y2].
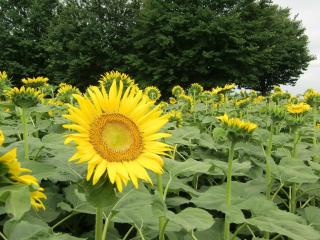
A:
[6, 86, 44, 108]
[200, 91, 213, 103]
[212, 83, 236, 95]
[99, 71, 135, 91]
[217, 113, 257, 134]
[188, 83, 203, 96]
[235, 98, 250, 108]
[158, 101, 169, 109]
[0, 129, 4, 146]
[168, 110, 183, 127]
[304, 89, 320, 107]
[63, 80, 171, 192]
[0, 71, 11, 99]
[0, 71, 8, 82]
[0, 148, 46, 210]
[169, 97, 177, 104]
[144, 86, 161, 102]
[56, 83, 81, 103]
[178, 94, 193, 111]
[287, 102, 311, 114]
[21, 76, 49, 88]
[172, 85, 185, 97]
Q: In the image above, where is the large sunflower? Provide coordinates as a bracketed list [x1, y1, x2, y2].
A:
[0, 148, 46, 210]
[63, 80, 171, 192]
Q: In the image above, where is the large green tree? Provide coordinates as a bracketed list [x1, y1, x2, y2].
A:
[0, 0, 59, 85]
[125, 0, 313, 94]
[44, 0, 141, 88]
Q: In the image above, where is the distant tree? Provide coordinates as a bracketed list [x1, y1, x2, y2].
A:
[44, 0, 141, 88]
[0, 0, 59, 85]
[125, 0, 313, 95]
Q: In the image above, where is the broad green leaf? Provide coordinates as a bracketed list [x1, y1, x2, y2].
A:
[167, 207, 214, 232]
[0, 185, 31, 220]
[275, 158, 318, 183]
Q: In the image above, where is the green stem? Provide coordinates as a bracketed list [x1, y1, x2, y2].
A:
[122, 225, 134, 240]
[290, 130, 300, 213]
[21, 108, 29, 161]
[231, 223, 247, 240]
[0, 231, 8, 240]
[52, 212, 78, 230]
[101, 212, 113, 240]
[190, 230, 198, 240]
[95, 208, 103, 240]
[290, 184, 297, 213]
[224, 140, 236, 240]
[264, 124, 274, 240]
[312, 109, 317, 161]
[265, 124, 274, 199]
[134, 224, 146, 240]
[157, 174, 166, 240]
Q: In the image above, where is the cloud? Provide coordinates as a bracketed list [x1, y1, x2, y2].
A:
[273, 0, 320, 94]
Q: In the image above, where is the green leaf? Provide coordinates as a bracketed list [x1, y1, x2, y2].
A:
[0, 185, 31, 220]
[167, 207, 214, 232]
[275, 158, 318, 183]
[165, 158, 212, 176]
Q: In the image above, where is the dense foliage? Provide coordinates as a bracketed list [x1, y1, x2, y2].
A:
[0, 71, 320, 239]
[0, 0, 313, 93]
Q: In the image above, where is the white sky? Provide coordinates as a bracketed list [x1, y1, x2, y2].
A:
[273, 0, 320, 94]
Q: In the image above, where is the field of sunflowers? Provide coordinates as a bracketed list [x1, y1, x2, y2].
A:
[0, 70, 320, 240]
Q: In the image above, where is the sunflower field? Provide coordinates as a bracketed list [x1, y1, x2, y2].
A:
[0, 70, 320, 240]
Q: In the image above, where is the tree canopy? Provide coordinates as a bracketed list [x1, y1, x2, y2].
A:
[0, 0, 314, 94]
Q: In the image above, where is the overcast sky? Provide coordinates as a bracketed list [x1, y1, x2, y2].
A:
[272, 0, 320, 94]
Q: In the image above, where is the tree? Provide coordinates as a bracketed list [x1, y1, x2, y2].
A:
[44, 0, 141, 88]
[0, 0, 59, 85]
[125, 0, 313, 95]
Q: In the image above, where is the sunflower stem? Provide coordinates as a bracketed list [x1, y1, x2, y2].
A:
[101, 212, 113, 240]
[21, 108, 29, 161]
[312, 108, 318, 161]
[157, 174, 166, 240]
[290, 130, 300, 214]
[0, 231, 8, 240]
[264, 124, 274, 240]
[224, 140, 236, 240]
[95, 208, 103, 240]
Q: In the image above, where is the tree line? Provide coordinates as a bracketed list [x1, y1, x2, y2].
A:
[0, 0, 314, 95]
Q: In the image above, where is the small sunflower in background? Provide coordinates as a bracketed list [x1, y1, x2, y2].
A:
[158, 101, 169, 110]
[169, 97, 177, 105]
[0, 140, 46, 210]
[99, 70, 135, 92]
[287, 102, 311, 115]
[216, 113, 257, 142]
[200, 90, 213, 103]
[63, 80, 171, 192]
[21, 76, 49, 88]
[168, 110, 183, 127]
[253, 95, 265, 104]
[178, 94, 193, 112]
[144, 86, 161, 102]
[56, 83, 81, 103]
[188, 83, 203, 97]
[286, 102, 311, 128]
[235, 97, 250, 108]
[172, 85, 185, 98]
[0, 71, 11, 100]
[304, 88, 320, 107]
[0, 129, 4, 145]
[6, 86, 44, 108]
[46, 99, 65, 117]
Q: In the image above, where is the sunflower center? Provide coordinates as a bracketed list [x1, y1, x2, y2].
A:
[89, 114, 143, 162]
